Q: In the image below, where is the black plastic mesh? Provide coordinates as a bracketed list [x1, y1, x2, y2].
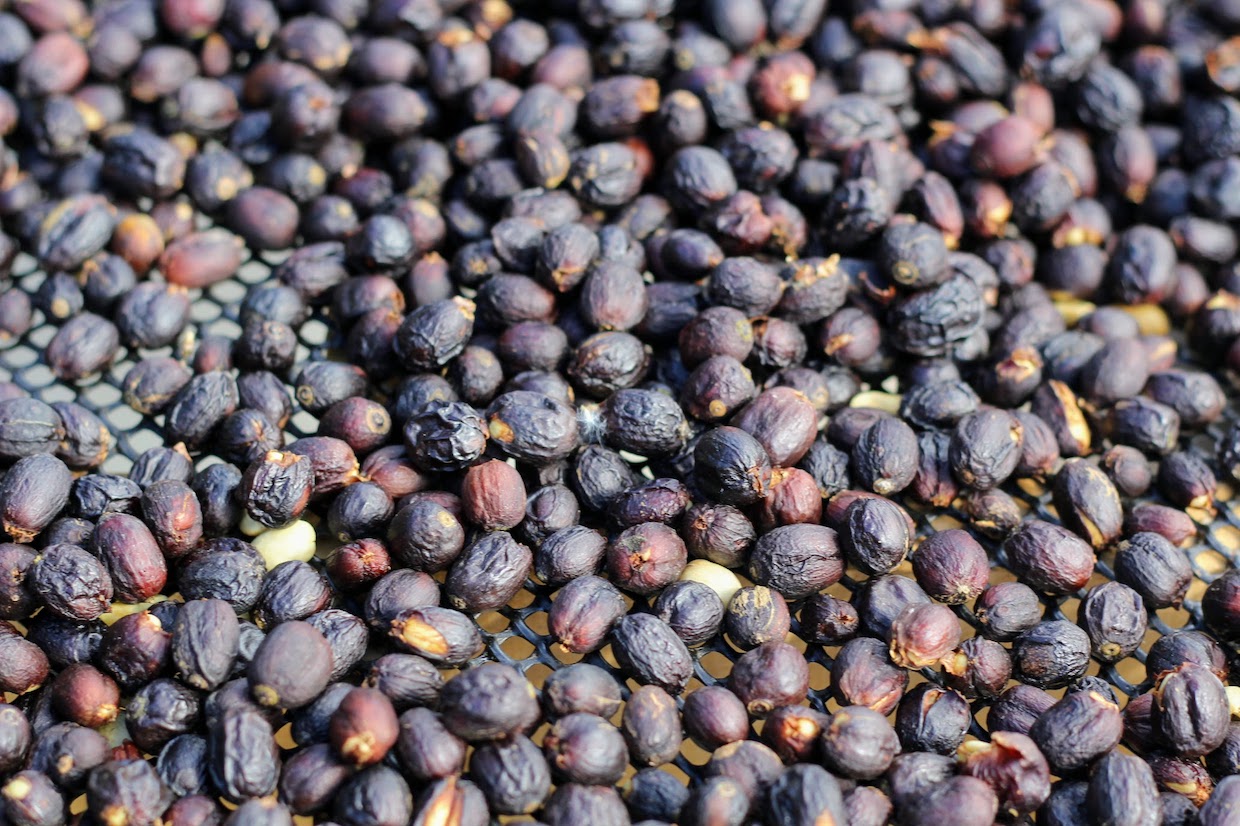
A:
[1, 247, 1235, 783]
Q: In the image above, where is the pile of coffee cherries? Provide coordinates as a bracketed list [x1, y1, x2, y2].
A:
[7, 0, 1240, 823]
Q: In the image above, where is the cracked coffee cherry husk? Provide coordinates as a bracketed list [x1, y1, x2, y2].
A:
[328, 687, 399, 767]
[957, 731, 1051, 816]
[363, 569, 440, 634]
[761, 704, 831, 764]
[831, 638, 910, 715]
[894, 684, 970, 755]
[946, 640, 1012, 701]
[1153, 663, 1231, 757]
[1052, 458, 1124, 549]
[800, 593, 859, 646]
[388, 606, 482, 666]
